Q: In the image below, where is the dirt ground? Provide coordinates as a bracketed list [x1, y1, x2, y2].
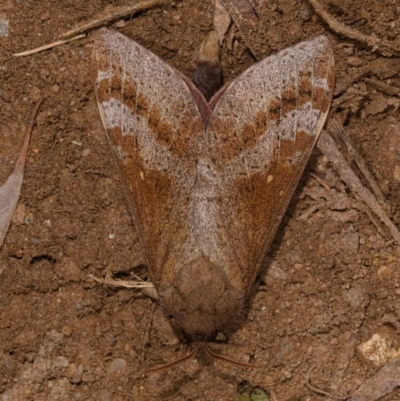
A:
[1, 0, 400, 400]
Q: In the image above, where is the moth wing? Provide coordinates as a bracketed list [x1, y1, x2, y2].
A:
[196, 36, 335, 291]
[93, 28, 206, 287]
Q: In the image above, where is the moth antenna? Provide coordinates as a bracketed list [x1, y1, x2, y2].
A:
[142, 348, 197, 374]
[205, 347, 260, 369]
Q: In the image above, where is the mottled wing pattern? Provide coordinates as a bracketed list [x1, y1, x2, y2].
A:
[196, 36, 335, 291]
[93, 28, 206, 287]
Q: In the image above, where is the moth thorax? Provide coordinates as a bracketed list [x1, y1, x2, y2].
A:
[159, 257, 243, 342]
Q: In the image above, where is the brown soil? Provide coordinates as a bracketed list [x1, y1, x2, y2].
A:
[1, 0, 400, 400]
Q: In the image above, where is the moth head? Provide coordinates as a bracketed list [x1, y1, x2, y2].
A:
[143, 258, 255, 373]
[182, 328, 218, 343]
[159, 257, 245, 343]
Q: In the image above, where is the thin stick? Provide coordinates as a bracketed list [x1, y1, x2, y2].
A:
[138, 301, 157, 374]
[88, 273, 154, 289]
[317, 122, 400, 244]
[219, 0, 261, 58]
[303, 365, 347, 400]
[13, 34, 86, 57]
[61, 0, 166, 38]
[307, 0, 400, 57]
[328, 120, 388, 210]
[365, 78, 400, 98]
[12, 0, 165, 58]
[17, 98, 44, 167]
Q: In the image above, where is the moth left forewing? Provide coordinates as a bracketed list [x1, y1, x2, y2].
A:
[197, 36, 335, 292]
[93, 29, 206, 288]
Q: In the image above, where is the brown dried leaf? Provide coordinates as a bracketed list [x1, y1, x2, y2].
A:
[214, 0, 231, 44]
[0, 99, 42, 247]
[349, 357, 400, 401]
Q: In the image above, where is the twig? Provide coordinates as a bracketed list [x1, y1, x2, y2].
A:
[219, 0, 264, 58]
[88, 273, 154, 289]
[297, 205, 319, 221]
[13, 34, 86, 57]
[307, 0, 400, 57]
[12, 0, 165, 58]
[359, 202, 388, 240]
[310, 172, 331, 191]
[317, 121, 400, 244]
[139, 300, 157, 372]
[61, 0, 166, 38]
[303, 365, 347, 400]
[18, 99, 44, 168]
[365, 77, 400, 98]
[328, 120, 388, 210]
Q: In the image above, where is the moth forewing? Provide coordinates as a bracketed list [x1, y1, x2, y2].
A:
[93, 28, 206, 288]
[199, 35, 335, 294]
[93, 29, 335, 345]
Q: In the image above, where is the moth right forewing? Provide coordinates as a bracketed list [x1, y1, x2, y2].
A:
[93, 29, 205, 287]
[197, 36, 335, 291]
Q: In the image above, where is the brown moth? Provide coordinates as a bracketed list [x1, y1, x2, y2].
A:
[93, 28, 335, 352]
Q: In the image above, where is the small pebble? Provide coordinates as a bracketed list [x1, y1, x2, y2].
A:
[12, 203, 26, 225]
[377, 265, 392, 279]
[394, 165, 400, 182]
[105, 333, 116, 344]
[52, 356, 69, 368]
[29, 87, 42, 102]
[0, 18, 9, 37]
[251, 388, 269, 401]
[24, 212, 34, 225]
[40, 68, 50, 79]
[346, 286, 365, 309]
[107, 358, 126, 374]
[298, 6, 311, 21]
[347, 56, 363, 67]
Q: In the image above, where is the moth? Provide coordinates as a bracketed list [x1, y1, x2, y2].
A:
[93, 28, 335, 361]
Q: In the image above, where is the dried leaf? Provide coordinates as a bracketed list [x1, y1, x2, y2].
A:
[214, 0, 231, 44]
[349, 357, 400, 401]
[0, 99, 42, 247]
